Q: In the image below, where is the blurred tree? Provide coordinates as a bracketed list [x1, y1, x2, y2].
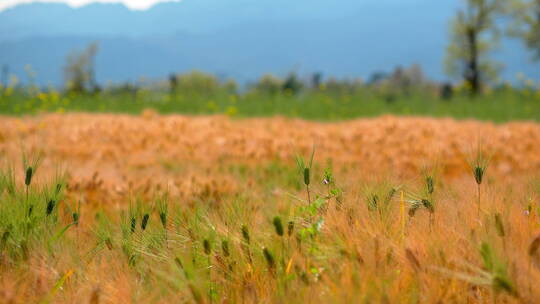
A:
[388, 64, 426, 96]
[64, 42, 99, 93]
[169, 73, 178, 95]
[223, 79, 238, 94]
[1, 64, 8, 88]
[24, 64, 39, 96]
[367, 71, 389, 86]
[440, 83, 454, 100]
[325, 77, 363, 94]
[282, 73, 303, 95]
[507, 0, 540, 59]
[445, 0, 505, 95]
[405, 64, 425, 85]
[254, 74, 283, 96]
[311, 72, 323, 89]
[166, 71, 236, 96]
[176, 71, 220, 93]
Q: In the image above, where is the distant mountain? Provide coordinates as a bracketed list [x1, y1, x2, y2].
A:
[0, 0, 538, 86]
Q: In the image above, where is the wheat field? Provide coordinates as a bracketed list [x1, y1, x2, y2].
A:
[1, 113, 540, 303]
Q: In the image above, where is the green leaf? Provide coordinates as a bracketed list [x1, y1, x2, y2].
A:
[479, 242, 494, 272]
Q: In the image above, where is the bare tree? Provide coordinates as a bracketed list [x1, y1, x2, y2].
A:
[64, 42, 98, 93]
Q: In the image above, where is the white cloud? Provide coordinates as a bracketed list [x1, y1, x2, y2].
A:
[0, 0, 180, 11]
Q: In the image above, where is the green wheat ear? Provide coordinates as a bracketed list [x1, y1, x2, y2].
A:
[241, 224, 250, 244]
[22, 151, 43, 186]
[130, 217, 136, 233]
[55, 183, 62, 195]
[367, 194, 379, 212]
[494, 213, 505, 237]
[159, 212, 167, 228]
[46, 199, 55, 216]
[303, 167, 310, 186]
[287, 221, 294, 237]
[426, 176, 434, 194]
[263, 247, 275, 270]
[203, 239, 211, 255]
[72, 212, 80, 226]
[141, 213, 150, 231]
[474, 166, 484, 185]
[174, 257, 184, 270]
[24, 167, 33, 186]
[421, 199, 434, 213]
[156, 193, 169, 228]
[471, 149, 489, 185]
[272, 216, 284, 237]
[221, 240, 230, 257]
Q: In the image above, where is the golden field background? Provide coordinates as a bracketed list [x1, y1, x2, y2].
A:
[1, 113, 540, 202]
[1, 113, 540, 303]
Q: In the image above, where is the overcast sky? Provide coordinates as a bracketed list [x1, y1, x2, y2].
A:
[0, 0, 179, 11]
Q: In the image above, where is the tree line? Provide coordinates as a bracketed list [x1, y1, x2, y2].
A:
[57, 0, 540, 96]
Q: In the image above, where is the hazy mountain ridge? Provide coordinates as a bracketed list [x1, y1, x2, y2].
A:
[0, 0, 538, 85]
